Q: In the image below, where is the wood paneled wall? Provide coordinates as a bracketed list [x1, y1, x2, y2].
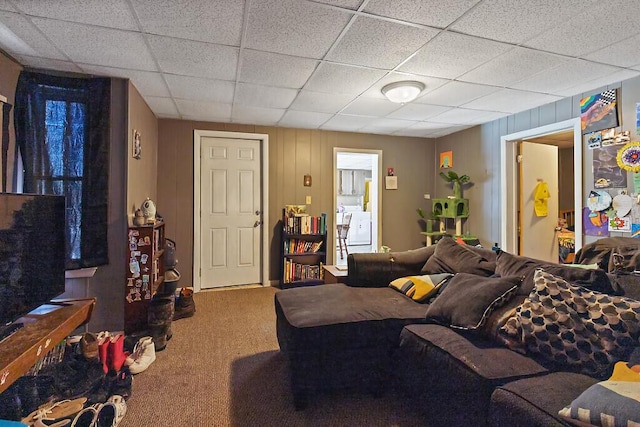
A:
[157, 119, 436, 286]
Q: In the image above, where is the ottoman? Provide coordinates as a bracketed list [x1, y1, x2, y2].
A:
[274, 283, 427, 409]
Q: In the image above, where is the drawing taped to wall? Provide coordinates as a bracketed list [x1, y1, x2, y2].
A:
[580, 89, 619, 134]
[593, 145, 627, 188]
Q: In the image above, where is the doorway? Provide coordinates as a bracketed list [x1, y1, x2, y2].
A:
[333, 148, 382, 266]
[193, 130, 270, 292]
[500, 118, 583, 258]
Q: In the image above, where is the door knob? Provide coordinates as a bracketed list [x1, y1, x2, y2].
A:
[253, 220, 262, 228]
[255, 210, 262, 216]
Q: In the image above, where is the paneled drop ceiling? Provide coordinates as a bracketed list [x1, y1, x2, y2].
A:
[1, 0, 640, 138]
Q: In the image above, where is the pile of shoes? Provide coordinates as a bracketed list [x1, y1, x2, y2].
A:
[20, 394, 126, 427]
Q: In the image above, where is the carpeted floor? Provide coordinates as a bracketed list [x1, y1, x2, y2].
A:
[119, 286, 426, 427]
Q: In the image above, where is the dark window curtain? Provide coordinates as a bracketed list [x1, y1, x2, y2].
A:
[14, 71, 110, 269]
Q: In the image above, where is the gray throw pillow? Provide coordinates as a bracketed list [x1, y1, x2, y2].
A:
[425, 273, 522, 330]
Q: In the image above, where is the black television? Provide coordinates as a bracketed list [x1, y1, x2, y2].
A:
[0, 193, 67, 336]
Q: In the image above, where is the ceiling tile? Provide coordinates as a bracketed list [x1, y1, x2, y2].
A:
[364, 0, 480, 28]
[165, 75, 234, 103]
[416, 81, 499, 107]
[458, 47, 570, 87]
[32, 18, 157, 70]
[387, 103, 451, 121]
[232, 105, 285, 126]
[399, 32, 511, 79]
[77, 64, 170, 97]
[304, 62, 386, 95]
[279, 110, 333, 129]
[524, 0, 640, 57]
[0, 1, 16, 12]
[132, 0, 243, 46]
[321, 114, 375, 132]
[395, 121, 457, 137]
[290, 90, 355, 113]
[428, 107, 507, 125]
[19, 55, 82, 72]
[427, 125, 472, 137]
[555, 69, 640, 98]
[449, 0, 600, 44]
[340, 96, 401, 116]
[511, 59, 621, 94]
[0, 11, 66, 59]
[311, 0, 364, 10]
[13, 0, 138, 30]
[245, 0, 351, 59]
[176, 99, 232, 121]
[239, 50, 319, 89]
[235, 83, 298, 109]
[148, 35, 238, 80]
[326, 16, 438, 69]
[360, 118, 417, 134]
[145, 96, 179, 117]
[584, 33, 640, 68]
[462, 88, 562, 114]
[361, 72, 449, 100]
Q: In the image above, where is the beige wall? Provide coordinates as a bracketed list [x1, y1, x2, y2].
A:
[127, 81, 159, 224]
[157, 119, 436, 286]
[0, 53, 22, 191]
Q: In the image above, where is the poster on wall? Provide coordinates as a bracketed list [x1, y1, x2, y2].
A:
[583, 207, 609, 237]
[439, 151, 452, 168]
[593, 145, 628, 188]
[586, 131, 601, 149]
[632, 224, 640, 238]
[580, 89, 619, 134]
[608, 215, 632, 232]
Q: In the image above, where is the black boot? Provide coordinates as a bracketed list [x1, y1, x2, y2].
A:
[173, 287, 195, 320]
[148, 297, 172, 351]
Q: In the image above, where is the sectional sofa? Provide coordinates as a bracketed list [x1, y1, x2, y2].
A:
[274, 237, 640, 425]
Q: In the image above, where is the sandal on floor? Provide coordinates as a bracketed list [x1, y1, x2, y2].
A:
[69, 404, 101, 427]
[22, 397, 87, 425]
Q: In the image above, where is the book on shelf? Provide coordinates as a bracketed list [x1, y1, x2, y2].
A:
[283, 238, 324, 254]
[282, 208, 327, 235]
[283, 258, 324, 283]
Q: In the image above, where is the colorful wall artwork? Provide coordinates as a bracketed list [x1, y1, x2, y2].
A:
[580, 89, 619, 134]
[440, 151, 452, 168]
[608, 215, 631, 232]
[583, 207, 608, 237]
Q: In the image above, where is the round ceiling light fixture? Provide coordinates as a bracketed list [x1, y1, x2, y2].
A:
[381, 80, 425, 104]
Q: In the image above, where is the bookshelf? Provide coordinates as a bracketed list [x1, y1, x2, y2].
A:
[280, 208, 327, 289]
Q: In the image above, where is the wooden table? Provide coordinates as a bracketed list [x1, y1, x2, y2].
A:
[323, 265, 348, 284]
[0, 298, 95, 394]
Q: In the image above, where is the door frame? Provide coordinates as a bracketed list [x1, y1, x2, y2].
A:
[333, 148, 382, 262]
[193, 130, 270, 292]
[500, 118, 582, 255]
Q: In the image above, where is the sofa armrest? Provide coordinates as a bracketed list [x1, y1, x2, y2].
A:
[346, 246, 435, 287]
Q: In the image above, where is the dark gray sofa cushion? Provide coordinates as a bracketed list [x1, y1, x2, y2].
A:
[495, 250, 614, 295]
[346, 246, 435, 288]
[398, 324, 549, 391]
[489, 372, 598, 427]
[275, 283, 428, 353]
[423, 237, 496, 276]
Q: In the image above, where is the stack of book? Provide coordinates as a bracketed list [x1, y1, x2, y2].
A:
[282, 205, 327, 235]
[283, 260, 324, 284]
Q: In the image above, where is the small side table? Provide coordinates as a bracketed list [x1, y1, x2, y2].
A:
[323, 265, 348, 284]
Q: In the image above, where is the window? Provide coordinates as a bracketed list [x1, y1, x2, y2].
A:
[14, 71, 110, 269]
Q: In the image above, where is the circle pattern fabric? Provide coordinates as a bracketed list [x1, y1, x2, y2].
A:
[500, 269, 640, 377]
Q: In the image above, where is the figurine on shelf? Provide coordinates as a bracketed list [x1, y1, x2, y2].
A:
[141, 198, 157, 224]
[133, 209, 145, 226]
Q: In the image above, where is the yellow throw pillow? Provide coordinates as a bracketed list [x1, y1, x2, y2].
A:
[389, 273, 453, 302]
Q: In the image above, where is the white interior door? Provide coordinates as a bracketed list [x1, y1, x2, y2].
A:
[199, 137, 261, 288]
[519, 141, 559, 262]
